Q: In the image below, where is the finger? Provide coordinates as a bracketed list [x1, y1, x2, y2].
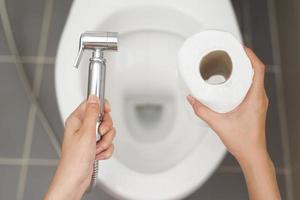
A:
[64, 101, 87, 133]
[96, 144, 114, 160]
[244, 47, 265, 90]
[104, 99, 111, 113]
[187, 95, 221, 124]
[80, 95, 100, 136]
[98, 113, 113, 136]
[96, 128, 116, 154]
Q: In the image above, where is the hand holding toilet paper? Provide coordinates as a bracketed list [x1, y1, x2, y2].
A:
[178, 30, 254, 113]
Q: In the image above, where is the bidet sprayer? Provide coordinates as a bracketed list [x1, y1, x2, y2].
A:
[73, 31, 118, 190]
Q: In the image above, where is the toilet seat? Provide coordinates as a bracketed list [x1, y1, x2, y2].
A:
[55, 0, 241, 199]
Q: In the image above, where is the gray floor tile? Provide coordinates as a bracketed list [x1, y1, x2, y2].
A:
[30, 117, 59, 159]
[249, 0, 274, 65]
[23, 64, 35, 87]
[231, 0, 252, 46]
[39, 65, 64, 142]
[0, 63, 30, 158]
[5, 0, 45, 56]
[231, 0, 244, 31]
[21, 169, 286, 200]
[185, 171, 248, 200]
[232, 0, 275, 66]
[46, 0, 73, 57]
[0, 21, 10, 55]
[220, 152, 239, 167]
[281, 70, 300, 178]
[23, 166, 114, 200]
[265, 72, 285, 167]
[23, 166, 56, 200]
[0, 165, 20, 200]
[83, 188, 116, 200]
[277, 174, 287, 200]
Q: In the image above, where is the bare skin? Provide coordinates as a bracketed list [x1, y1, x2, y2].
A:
[187, 47, 281, 200]
[44, 95, 116, 200]
[45, 48, 280, 200]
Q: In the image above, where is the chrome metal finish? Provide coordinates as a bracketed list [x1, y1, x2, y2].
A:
[74, 31, 118, 68]
[73, 31, 118, 191]
[87, 49, 106, 123]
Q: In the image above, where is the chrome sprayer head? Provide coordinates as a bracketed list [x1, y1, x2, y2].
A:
[72, 31, 118, 191]
[73, 31, 118, 68]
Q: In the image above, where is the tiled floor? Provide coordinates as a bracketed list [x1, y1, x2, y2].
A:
[0, 165, 21, 200]
[23, 166, 56, 200]
[5, 0, 45, 56]
[30, 117, 58, 159]
[0, 64, 30, 158]
[0, 0, 291, 199]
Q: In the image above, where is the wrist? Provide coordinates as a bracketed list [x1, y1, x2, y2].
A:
[233, 136, 269, 168]
[44, 170, 87, 200]
[45, 182, 85, 200]
[236, 148, 280, 200]
[237, 148, 274, 173]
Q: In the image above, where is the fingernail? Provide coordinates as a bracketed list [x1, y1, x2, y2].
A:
[88, 95, 99, 104]
[105, 99, 111, 110]
[187, 95, 195, 104]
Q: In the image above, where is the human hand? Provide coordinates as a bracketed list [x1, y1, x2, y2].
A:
[45, 95, 116, 200]
[187, 48, 281, 199]
[187, 47, 269, 164]
[187, 47, 281, 200]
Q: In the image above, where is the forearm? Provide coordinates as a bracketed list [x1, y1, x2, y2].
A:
[44, 164, 87, 200]
[238, 149, 281, 200]
[45, 185, 82, 200]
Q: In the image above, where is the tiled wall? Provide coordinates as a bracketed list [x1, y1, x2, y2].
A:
[0, 0, 292, 199]
[274, 0, 300, 199]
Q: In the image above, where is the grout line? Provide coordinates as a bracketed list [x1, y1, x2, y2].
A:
[33, 0, 54, 97]
[0, 158, 58, 166]
[36, 112, 61, 156]
[25, 158, 58, 166]
[267, 0, 294, 199]
[266, 64, 280, 73]
[32, 0, 61, 157]
[16, 105, 37, 200]
[0, 0, 32, 99]
[0, 1, 59, 200]
[0, 0, 61, 157]
[0, 1, 37, 199]
[0, 1, 45, 110]
[17, 0, 55, 199]
[33, 0, 61, 157]
[0, 55, 55, 65]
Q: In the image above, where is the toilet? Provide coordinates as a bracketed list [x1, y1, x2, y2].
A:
[55, 0, 241, 199]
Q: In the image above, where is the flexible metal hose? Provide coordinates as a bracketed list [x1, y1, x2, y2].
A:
[89, 160, 99, 189]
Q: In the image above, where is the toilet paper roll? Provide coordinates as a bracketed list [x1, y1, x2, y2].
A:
[178, 30, 254, 113]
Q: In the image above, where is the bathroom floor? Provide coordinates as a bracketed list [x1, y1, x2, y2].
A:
[0, 0, 290, 199]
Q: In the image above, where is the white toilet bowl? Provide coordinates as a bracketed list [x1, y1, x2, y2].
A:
[55, 0, 241, 199]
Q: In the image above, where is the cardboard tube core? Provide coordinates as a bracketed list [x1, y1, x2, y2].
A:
[199, 50, 232, 85]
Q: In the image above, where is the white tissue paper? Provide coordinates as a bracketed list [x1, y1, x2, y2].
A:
[178, 30, 254, 113]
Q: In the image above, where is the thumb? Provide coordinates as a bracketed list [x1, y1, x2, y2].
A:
[187, 95, 221, 125]
[81, 95, 100, 135]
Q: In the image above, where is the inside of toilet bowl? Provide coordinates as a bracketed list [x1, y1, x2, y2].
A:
[79, 6, 207, 174]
